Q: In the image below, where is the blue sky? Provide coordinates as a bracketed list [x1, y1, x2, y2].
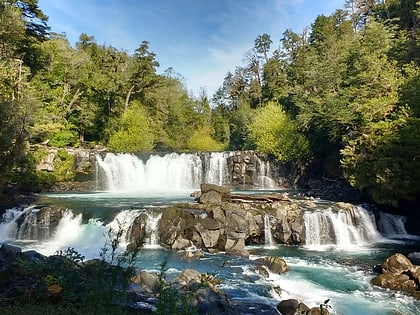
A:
[38, 0, 345, 96]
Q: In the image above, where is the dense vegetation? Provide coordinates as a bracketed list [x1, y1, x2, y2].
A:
[1, 0, 419, 206]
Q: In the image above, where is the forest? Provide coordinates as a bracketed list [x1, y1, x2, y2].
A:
[0, 0, 419, 207]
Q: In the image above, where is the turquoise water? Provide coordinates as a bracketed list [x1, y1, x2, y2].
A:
[1, 191, 420, 315]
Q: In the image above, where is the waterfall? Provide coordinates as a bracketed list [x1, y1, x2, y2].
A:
[203, 152, 233, 185]
[264, 214, 274, 247]
[303, 205, 381, 249]
[96, 152, 203, 192]
[0, 205, 45, 241]
[95, 152, 233, 192]
[95, 151, 279, 193]
[377, 212, 408, 238]
[142, 210, 162, 248]
[256, 158, 277, 189]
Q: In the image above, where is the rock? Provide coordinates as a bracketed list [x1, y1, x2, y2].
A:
[172, 269, 202, 287]
[37, 149, 57, 172]
[190, 190, 201, 200]
[200, 183, 231, 195]
[277, 299, 310, 315]
[199, 190, 222, 204]
[257, 256, 289, 274]
[409, 265, 420, 284]
[371, 273, 416, 291]
[226, 248, 250, 259]
[131, 270, 159, 293]
[0, 243, 22, 255]
[382, 253, 413, 275]
[182, 250, 204, 260]
[199, 183, 231, 204]
[194, 222, 220, 248]
[258, 265, 269, 278]
[308, 306, 330, 315]
[171, 237, 191, 250]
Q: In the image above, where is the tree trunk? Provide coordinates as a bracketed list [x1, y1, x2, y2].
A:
[125, 85, 135, 113]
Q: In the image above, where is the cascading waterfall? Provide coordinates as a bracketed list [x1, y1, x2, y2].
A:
[263, 213, 274, 247]
[377, 211, 409, 238]
[256, 159, 277, 189]
[303, 205, 382, 249]
[142, 210, 162, 248]
[202, 151, 233, 185]
[95, 152, 203, 192]
[0, 205, 45, 241]
[95, 152, 242, 192]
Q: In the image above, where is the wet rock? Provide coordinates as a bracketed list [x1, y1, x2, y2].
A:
[256, 256, 289, 275]
[382, 253, 413, 275]
[371, 273, 416, 291]
[172, 269, 202, 287]
[277, 299, 310, 315]
[372, 253, 420, 298]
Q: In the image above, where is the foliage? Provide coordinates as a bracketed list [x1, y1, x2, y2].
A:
[187, 126, 225, 151]
[1, 0, 420, 205]
[154, 261, 199, 315]
[107, 101, 154, 152]
[248, 102, 310, 162]
[10, 148, 76, 191]
[341, 111, 420, 205]
[1, 222, 144, 313]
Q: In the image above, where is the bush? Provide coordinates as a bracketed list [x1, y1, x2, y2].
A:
[49, 129, 79, 148]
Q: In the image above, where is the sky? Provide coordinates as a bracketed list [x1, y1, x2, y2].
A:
[38, 0, 345, 97]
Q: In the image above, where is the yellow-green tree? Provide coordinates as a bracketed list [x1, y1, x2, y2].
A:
[107, 101, 154, 152]
[187, 126, 225, 151]
[248, 101, 310, 162]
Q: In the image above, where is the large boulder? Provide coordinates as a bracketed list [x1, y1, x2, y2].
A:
[158, 207, 194, 249]
[382, 253, 413, 275]
[256, 256, 289, 275]
[277, 299, 310, 315]
[372, 253, 420, 298]
[198, 183, 231, 204]
[371, 273, 416, 291]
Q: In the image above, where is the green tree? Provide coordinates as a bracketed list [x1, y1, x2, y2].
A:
[107, 101, 154, 152]
[248, 101, 310, 162]
[187, 126, 224, 151]
[0, 1, 39, 190]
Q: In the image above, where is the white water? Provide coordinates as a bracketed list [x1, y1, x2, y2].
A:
[303, 205, 382, 250]
[377, 211, 408, 237]
[142, 210, 162, 249]
[1, 195, 419, 315]
[263, 213, 274, 247]
[95, 152, 278, 193]
[256, 159, 277, 189]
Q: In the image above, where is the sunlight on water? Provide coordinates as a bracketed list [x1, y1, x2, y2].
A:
[1, 188, 420, 315]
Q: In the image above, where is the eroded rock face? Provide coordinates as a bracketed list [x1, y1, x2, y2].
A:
[155, 184, 306, 254]
[372, 253, 420, 299]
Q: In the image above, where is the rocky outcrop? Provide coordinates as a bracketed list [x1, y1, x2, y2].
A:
[371, 253, 420, 299]
[158, 187, 307, 255]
